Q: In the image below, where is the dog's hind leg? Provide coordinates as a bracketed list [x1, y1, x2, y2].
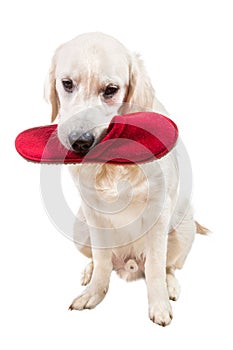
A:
[81, 261, 94, 286]
[166, 212, 196, 301]
[73, 207, 92, 258]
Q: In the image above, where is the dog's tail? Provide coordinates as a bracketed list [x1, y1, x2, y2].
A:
[195, 221, 210, 235]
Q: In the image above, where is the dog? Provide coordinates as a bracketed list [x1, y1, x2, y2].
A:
[46, 32, 207, 326]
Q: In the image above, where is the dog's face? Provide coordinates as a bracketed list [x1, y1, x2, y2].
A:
[47, 33, 155, 154]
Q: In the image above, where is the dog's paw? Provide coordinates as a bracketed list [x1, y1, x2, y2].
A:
[149, 300, 173, 327]
[80, 261, 94, 286]
[69, 286, 108, 310]
[166, 274, 180, 301]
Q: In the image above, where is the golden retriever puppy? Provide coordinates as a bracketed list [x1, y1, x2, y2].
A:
[47, 32, 206, 326]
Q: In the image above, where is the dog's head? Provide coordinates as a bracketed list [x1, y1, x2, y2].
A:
[46, 32, 155, 154]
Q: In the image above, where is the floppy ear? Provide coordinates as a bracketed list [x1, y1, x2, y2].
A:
[45, 55, 60, 123]
[125, 53, 155, 111]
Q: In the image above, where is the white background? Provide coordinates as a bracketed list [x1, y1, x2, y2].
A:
[1, 0, 233, 348]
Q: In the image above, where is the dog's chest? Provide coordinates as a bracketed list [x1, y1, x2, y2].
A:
[71, 163, 150, 204]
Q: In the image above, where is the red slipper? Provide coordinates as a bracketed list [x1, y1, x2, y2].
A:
[15, 112, 178, 165]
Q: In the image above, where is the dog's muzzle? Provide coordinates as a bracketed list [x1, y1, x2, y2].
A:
[68, 130, 95, 154]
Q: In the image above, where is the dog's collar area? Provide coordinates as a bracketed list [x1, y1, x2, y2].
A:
[15, 112, 178, 165]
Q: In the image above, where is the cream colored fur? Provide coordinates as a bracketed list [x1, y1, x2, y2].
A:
[47, 32, 202, 326]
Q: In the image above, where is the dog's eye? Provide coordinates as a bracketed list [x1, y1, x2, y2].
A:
[62, 79, 74, 93]
[103, 85, 119, 99]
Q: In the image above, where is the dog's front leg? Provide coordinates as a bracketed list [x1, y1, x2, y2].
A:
[69, 238, 113, 310]
[145, 217, 173, 326]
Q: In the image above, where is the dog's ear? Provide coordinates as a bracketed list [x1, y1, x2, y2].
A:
[44, 55, 60, 123]
[124, 53, 155, 111]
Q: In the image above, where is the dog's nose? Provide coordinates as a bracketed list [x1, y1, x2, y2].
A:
[68, 131, 95, 153]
